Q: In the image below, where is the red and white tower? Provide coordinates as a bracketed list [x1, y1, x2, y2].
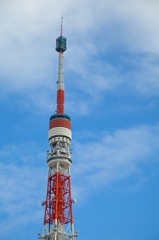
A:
[38, 20, 78, 240]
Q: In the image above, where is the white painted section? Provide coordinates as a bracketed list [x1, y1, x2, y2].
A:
[47, 157, 72, 169]
[57, 82, 64, 90]
[48, 127, 72, 140]
[58, 52, 64, 83]
[49, 136, 71, 145]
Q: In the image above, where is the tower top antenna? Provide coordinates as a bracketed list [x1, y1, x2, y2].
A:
[60, 17, 63, 36]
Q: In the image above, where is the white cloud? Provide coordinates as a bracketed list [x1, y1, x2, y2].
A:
[0, 162, 46, 238]
[0, 142, 47, 239]
[72, 124, 159, 201]
[129, 54, 159, 96]
[0, 142, 45, 165]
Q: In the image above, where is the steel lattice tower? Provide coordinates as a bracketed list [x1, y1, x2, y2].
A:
[38, 19, 78, 240]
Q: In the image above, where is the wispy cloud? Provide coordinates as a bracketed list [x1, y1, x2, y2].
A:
[0, 143, 47, 239]
[126, 54, 159, 96]
[72, 124, 159, 201]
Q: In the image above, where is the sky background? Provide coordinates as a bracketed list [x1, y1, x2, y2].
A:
[0, 0, 159, 239]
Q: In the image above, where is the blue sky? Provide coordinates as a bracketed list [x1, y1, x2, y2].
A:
[0, 0, 159, 239]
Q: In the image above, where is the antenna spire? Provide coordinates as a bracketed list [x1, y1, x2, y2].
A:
[60, 17, 63, 36]
[55, 18, 67, 114]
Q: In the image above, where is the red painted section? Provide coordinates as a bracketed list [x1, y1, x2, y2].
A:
[57, 90, 64, 114]
[44, 173, 73, 225]
[49, 118, 71, 130]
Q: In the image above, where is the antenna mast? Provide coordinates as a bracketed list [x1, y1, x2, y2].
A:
[60, 17, 63, 36]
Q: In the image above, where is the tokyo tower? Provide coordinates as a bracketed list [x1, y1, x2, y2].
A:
[38, 19, 78, 240]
